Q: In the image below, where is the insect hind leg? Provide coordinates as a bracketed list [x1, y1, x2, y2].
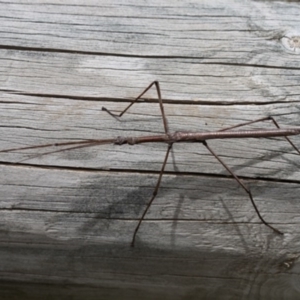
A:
[202, 140, 283, 235]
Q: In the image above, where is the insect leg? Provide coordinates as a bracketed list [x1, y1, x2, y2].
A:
[102, 81, 169, 134]
[131, 143, 173, 247]
[202, 140, 283, 235]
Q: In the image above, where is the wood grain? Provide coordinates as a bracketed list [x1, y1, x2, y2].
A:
[1, 0, 300, 299]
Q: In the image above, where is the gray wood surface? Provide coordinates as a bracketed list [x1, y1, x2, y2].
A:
[1, 1, 300, 299]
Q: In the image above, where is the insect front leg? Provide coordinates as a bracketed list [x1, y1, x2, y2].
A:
[102, 81, 169, 134]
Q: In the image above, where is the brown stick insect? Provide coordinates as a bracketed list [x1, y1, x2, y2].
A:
[2, 81, 300, 247]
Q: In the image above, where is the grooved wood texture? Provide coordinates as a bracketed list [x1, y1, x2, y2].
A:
[1, 1, 300, 299]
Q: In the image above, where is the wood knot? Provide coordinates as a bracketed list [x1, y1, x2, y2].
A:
[281, 34, 300, 54]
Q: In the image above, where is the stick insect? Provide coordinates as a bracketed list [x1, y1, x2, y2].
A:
[2, 81, 300, 247]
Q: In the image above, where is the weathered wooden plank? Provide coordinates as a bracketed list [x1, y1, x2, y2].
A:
[1, 0, 300, 61]
[1, 163, 300, 298]
[1, 0, 300, 299]
[0, 230, 297, 299]
[1, 49, 300, 102]
[1, 93, 300, 180]
[2, 164, 300, 240]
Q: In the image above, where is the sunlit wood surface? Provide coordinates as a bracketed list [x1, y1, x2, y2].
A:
[1, 1, 300, 299]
